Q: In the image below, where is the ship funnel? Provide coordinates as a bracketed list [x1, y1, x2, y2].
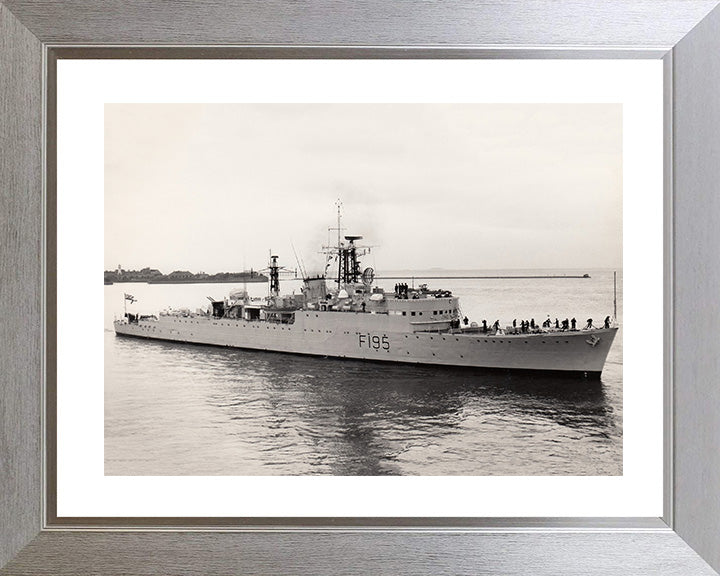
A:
[303, 276, 327, 301]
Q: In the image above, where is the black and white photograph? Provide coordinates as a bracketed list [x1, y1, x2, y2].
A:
[104, 103, 623, 477]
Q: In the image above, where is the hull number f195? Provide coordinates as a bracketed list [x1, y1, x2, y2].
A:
[358, 333, 390, 350]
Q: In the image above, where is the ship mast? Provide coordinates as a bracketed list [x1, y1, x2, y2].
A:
[321, 201, 372, 288]
[336, 199, 342, 254]
[343, 236, 364, 284]
[269, 253, 281, 297]
[326, 199, 346, 287]
[613, 271, 617, 321]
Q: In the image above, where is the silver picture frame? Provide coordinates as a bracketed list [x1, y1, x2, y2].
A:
[2, 1, 720, 574]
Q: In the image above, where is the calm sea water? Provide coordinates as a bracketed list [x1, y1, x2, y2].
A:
[104, 269, 622, 476]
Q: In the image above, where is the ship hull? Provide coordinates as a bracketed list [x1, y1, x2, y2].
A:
[114, 312, 618, 377]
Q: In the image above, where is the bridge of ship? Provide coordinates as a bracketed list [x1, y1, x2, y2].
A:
[278, 291, 462, 333]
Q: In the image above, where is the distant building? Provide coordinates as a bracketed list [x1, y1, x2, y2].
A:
[168, 270, 193, 279]
[136, 267, 163, 279]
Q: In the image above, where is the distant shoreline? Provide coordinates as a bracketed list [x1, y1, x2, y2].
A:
[104, 271, 269, 285]
[104, 278, 268, 285]
[375, 274, 591, 280]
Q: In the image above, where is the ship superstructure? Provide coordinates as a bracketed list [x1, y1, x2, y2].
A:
[114, 212, 618, 377]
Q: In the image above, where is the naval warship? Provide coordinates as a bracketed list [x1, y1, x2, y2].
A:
[114, 217, 618, 377]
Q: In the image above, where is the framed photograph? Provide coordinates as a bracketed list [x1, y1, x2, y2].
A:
[2, 2, 720, 575]
[60, 62, 655, 520]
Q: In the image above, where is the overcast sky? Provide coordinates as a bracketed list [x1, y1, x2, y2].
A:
[105, 103, 622, 275]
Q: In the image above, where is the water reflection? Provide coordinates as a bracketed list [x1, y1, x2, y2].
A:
[196, 343, 615, 475]
[107, 335, 620, 475]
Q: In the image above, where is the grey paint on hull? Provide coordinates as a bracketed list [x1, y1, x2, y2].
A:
[114, 312, 618, 375]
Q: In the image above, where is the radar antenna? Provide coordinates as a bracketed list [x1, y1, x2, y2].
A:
[320, 204, 374, 286]
[362, 267, 375, 286]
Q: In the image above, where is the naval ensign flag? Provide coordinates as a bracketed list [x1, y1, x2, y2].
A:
[123, 293, 136, 316]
